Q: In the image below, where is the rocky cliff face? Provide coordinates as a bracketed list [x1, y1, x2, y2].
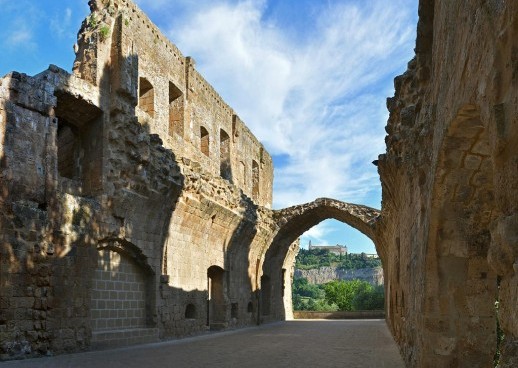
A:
[294, 267, 384, 286]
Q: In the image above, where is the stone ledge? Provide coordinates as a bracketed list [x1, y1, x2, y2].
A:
[91, 327, 159, 350]
[293, 310, 385, 320]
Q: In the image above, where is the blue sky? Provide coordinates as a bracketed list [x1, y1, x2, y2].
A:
[0, 0, 418, 254]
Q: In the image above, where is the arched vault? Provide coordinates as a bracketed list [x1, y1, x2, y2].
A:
[268, 197, 380, 260]
[259, 198, 380, 321]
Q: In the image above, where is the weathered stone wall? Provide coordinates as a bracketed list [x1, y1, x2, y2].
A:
[74, 0, 273, 208]
[0, 4, 377, 359]
[378, 1, 518, 366]
[0, 0, 278, 359]
[0, 63, 183, 357]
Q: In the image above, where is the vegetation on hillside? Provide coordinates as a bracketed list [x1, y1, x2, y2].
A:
[292, 277, 384, 311]
[295, 248, 382, 270]
[292, 248, 384, 311]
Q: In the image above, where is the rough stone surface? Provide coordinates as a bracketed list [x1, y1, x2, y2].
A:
[377, 1, 518, 367]
[294, 266, 384, 286]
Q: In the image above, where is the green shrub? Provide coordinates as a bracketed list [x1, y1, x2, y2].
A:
[99, 25, 110, 41]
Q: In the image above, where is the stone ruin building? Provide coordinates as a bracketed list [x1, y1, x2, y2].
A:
[0, 0, 516, 367]
[308, 241, 348, 256]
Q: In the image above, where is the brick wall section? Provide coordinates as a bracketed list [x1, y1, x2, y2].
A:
[91, 250, 147, 331]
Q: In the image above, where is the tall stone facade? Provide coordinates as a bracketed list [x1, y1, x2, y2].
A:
[0, 0, 283, 358]
[377, 1, 518, 367]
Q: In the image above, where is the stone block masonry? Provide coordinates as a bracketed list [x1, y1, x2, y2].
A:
[0, 0, 290, 359]
[91, 250, 147, 332]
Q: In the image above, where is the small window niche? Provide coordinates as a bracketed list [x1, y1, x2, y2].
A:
[231, 303, 238, 319]
[185, 304, 196, 319]
[220, 129, 231, 180]
[57, 123, 79, 180]
[168, 81, 183, 138]
[252, 159, 260, 200]
[200, 126, 210, 157]
[239, 161, 246, 184]
[54, 90, 102, 195]
[139, 77, 155, 118]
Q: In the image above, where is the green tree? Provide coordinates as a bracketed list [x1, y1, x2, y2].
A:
[352, 283, 384, 310]
[312, 299, 339, 312]
[292, 277, 325, 299]
[292, 277, 338, 311]
[323, 280, 354, 311]
[323, 280, 384, 311]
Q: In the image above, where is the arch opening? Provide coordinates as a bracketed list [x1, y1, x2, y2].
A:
[293, 220, 384, 313]
[200, 126, 209, 157]
[220, 129, 231, 180]
[138, 77, 154, 117]
[91, 246, 154, 335]
[231, 303, 238, 319]
[261, 199, 380, 322]
[207, 265, 226, 329]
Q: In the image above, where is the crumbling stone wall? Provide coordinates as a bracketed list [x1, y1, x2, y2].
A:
[0, 0, 279, 359]
[378, 1, 518, 367]
[75, 0, 273, 208]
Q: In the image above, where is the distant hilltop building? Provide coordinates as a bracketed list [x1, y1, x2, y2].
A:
[308, 241, 348, 256]
[307, 241, 380, 258]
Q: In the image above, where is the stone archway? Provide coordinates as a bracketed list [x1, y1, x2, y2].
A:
[261, 198, 380, 321]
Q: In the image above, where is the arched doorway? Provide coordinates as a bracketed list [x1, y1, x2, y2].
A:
[207, 265, 226, 330]
[262, 198, 380, 321]
[260, 275, 271, 317]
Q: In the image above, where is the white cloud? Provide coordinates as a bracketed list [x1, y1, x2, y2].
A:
[298, 220, 361, 248]
[127, 0, 406, 251]
[4, 18, 36, 49]
[50, 7, 73, 39]
[134, 0, 164, 6]
[299, 222, 336, 247]
[157, 0, 416, 209]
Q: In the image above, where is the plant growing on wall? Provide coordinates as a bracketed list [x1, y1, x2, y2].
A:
[99, 25, 110, 42]
[88, 14, 98, 28]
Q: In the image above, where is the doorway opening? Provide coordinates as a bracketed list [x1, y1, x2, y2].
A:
[207, 266, 226, 329]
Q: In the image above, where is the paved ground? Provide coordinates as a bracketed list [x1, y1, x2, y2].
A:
[1, 320, 404, 368]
